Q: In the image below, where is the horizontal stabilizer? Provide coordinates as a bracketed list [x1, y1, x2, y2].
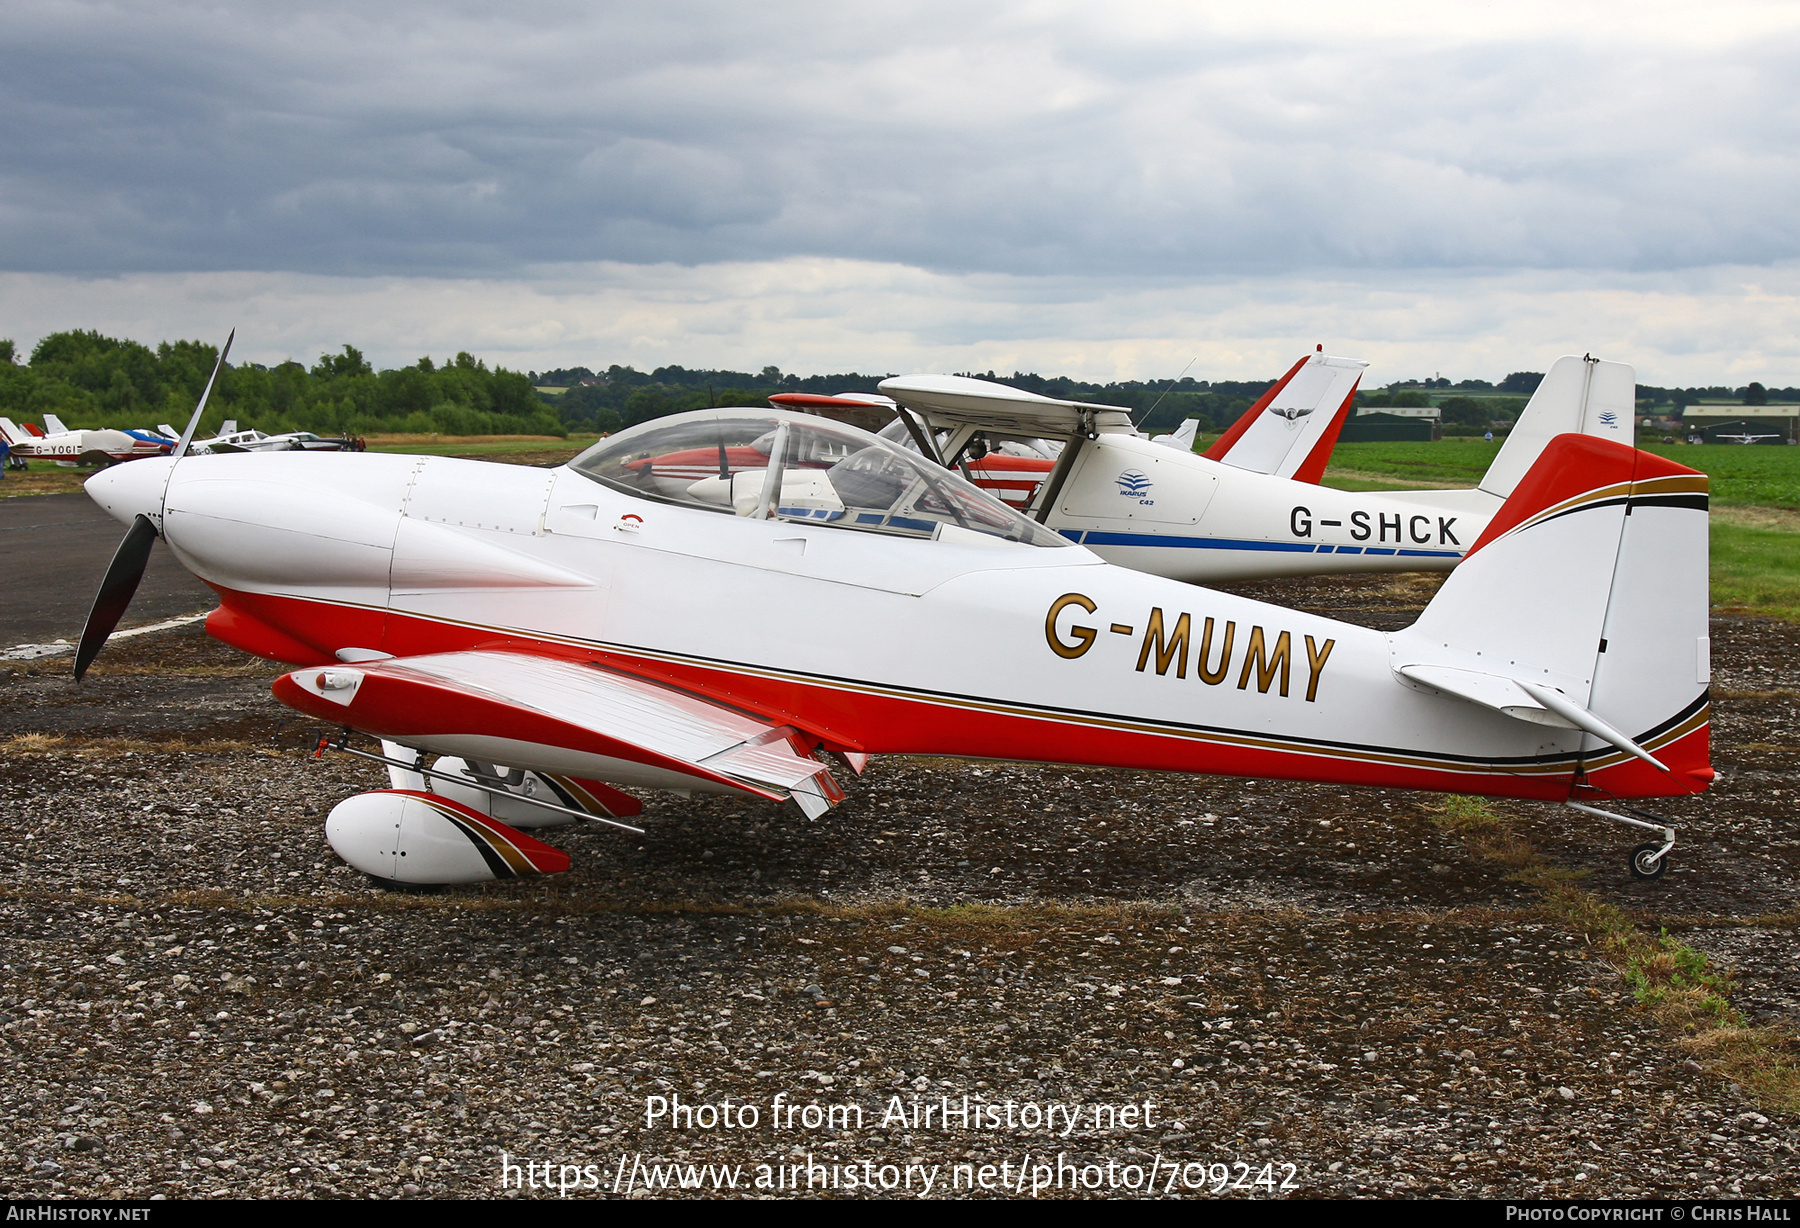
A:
[1396, 661, 1667, 772]
[1395, 663, 1569, 726]
[1516, 680, 1667, 772]
[275, 650, 841, 808]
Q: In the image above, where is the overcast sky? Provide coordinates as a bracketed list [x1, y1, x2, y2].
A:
[3, 0, 1797, 384]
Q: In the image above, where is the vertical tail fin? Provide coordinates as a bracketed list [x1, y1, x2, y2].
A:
[1151, 418, 1201, 451]
[1202, 352, 1366, 481]
[0, 418, 22, 446]
[1479, 355, 1636, 499]
[43, 413, 69, 435]
[1393, 434, 1711, 798]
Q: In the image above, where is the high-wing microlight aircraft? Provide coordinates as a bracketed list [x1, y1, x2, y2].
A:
[0, 416, 172, 467]
[1705, 421, 1785, 446]
[870, 352, 1638, 582]
[76, 339, 1711, 889]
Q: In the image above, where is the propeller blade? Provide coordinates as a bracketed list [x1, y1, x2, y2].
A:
[172, 329, 234, 460]
[73, 513, 159, 681]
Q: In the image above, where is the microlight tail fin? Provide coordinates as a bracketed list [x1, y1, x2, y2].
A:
[1201, 351, 1366, 482]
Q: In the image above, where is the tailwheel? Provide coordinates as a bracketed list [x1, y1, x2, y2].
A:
[1567, 802, 1677, 884]
[1628, 842, 1670, 881]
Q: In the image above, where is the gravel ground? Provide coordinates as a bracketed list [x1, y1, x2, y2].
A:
[0, 576, 1797, 1199]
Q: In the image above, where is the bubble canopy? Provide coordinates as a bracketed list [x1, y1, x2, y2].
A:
[568, 409, 1069, 547]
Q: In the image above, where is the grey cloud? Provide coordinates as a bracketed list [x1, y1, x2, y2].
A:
[2, 0, 1797, 278]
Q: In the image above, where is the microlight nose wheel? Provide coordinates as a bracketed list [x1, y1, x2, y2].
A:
[1628, 842, 1670, 881]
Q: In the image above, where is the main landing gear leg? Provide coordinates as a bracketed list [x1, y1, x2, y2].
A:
[1565, 801, 1676, 881]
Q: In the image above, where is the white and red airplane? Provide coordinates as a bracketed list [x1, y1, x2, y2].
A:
[870, 352, 1641, 582]
[0, 414, 173, 467]
[179, 420, 364, 454]
[75, 343, 1711, 890]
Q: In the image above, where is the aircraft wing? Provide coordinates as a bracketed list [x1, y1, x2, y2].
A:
[878, 374, 1136, 438]
[273, 650, 846, 816]
[767, 393, 895, 434]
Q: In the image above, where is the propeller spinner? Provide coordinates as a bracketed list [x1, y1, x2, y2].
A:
[72, 329, 233, 681]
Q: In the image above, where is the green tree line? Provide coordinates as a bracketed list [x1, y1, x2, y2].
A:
[0, 331, 565, 438]
[7, 332, 1791, 444]
[540, 362, 1270, 435]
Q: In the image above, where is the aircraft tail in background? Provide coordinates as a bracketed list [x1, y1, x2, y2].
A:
[1201, 351, 1366, 483]
[1151, 418, 1200, 451]
[1477, 356, 1636, 499]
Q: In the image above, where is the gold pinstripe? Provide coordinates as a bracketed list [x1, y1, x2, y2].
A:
[421, 797, 539, 875]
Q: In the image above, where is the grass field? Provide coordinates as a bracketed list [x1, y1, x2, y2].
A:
[1637, 443, 1800, 508]
[1324, 439, 1500, 488]
[1, 462, 89, 496]
[1707, 521, 1800, 622]
[362, 433, 597, 458]
[1321, 439, 1800, 507]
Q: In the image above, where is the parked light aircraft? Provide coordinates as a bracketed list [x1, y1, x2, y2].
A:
[173, 421, 364, 454]
[0, 415, 172, 467]
[76, 340, 1711, 890]
[1704, 421, 1785, 446]
[870, 352, 1640, 582]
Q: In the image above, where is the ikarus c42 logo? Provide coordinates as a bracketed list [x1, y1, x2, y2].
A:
[1115, 470, 1154, 505]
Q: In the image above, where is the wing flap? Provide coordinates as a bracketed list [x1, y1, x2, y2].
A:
[274, 650, 842, 806]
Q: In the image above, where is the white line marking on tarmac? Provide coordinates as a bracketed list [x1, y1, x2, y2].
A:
[1, 611, 211, 661]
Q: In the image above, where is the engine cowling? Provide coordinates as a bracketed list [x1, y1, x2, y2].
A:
[325, 790, 571, 885]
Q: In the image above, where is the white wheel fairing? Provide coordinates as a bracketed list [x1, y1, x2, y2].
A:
[325, 790, 569, 885]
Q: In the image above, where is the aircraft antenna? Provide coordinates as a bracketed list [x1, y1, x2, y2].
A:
[1135, 353, 1200, 430]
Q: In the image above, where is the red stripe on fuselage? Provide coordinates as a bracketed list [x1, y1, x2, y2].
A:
[209, 586, 1707, 803]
